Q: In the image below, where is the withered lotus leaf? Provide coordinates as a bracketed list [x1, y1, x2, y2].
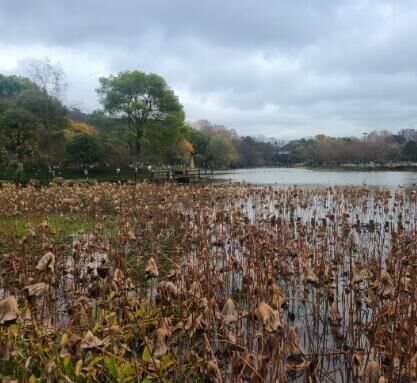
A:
[153, 327, 169, 358]
[45, 360, 58, 382]
[287, 325, 303, 357]
[0, 182, 416, 381]
[364, 360, 380, 383]
[36, 251, 56, 273]
[352, 352, 363, 377]
[221, 298, 239, 324]
[269, 282, 288, 309]
[0, 296, 19, 325]
[157, 281, 178, 301]
[113, 268, 125, 285]
[329, 301, 342, 325]
[23, 282, 49, 298]
[304, 262, 319, 284]
[81, 330, 103, 350]
[145, 257, 159, 279]
[352, 263, 364, 284]
[411, 352, 417, 380]
[379, 270, 394, 298]
[256, 301, 282, 332]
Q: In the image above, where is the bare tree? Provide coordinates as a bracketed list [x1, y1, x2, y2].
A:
[27, 57, 67, 101]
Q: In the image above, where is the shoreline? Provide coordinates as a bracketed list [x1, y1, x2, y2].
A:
[223, 164, 417, 172]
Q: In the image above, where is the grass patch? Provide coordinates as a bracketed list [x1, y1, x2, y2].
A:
[0, 213, 92, 238]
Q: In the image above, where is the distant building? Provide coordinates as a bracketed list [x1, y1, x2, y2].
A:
[399, 128, 417, 142]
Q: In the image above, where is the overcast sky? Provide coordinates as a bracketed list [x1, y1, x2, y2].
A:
[1, 0, 417, 139]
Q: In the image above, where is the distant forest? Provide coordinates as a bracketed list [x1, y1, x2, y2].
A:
[1, 60, 417, 176]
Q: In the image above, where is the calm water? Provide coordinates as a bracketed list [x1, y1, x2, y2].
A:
[216, 167, 417, 187]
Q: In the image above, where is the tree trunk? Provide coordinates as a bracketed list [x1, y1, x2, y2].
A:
[135, 123, 143, 160]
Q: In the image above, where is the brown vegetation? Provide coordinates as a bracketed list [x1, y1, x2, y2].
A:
[0, 182, 416, 382]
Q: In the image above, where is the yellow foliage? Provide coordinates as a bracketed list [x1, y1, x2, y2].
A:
[178, 139, 194, 154]
[175, 139, 194, 162]
[315, 134, 329, 142]
[67, 120, 98, 137]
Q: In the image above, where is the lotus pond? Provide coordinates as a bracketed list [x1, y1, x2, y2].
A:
[0, 181, 416, 382]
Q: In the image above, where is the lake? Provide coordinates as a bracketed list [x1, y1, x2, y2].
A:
[216, 167, 417, 188]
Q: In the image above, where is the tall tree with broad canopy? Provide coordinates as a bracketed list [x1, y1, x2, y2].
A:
[96, 71, 185, 161]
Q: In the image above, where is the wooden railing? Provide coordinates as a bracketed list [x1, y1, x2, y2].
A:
[151, 168, 214, 183]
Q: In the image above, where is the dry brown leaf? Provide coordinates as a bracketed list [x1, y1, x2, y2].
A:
[145, 257, 159, 279]
[153, 327, 168, 358]
[36, 251, 56, 273]
[256, 301, 282, 332]
[0, 296, 19, 325]
[287, 325, 304, 357]
[81, 330, 103, 349]
[23, 282, 49, 298]
[221, 298, 239, 324]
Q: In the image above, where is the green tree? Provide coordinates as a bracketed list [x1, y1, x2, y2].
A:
[284, 138, 316, 164]
[86, 110, 120, 132]
[0, 74, 36, 108]
[0, 106, 39, 164]
[402, 141, 417, 162]
[185, 127, 210, 166]
[17, 88, 67, 163]
[100, 132, 131, 167]
[0, 75, 67, 167]
[66, 134, 103, 166]
[96, 71, 185, 160]
[208, 135, 238, 168]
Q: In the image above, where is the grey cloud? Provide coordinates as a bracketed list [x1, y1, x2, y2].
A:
[0, 0, 338, 48]
[1, 0, 417, 139]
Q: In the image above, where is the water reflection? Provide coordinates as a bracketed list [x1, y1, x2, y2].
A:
[217, 167, 417, 188]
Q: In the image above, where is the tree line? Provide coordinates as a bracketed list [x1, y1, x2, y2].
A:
[283, 132, 417, 165]
[1, 59, 417, 176]
[0, 63, 282, 174]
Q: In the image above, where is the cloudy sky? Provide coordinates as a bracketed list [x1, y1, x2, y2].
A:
[1, 0, 417, 139]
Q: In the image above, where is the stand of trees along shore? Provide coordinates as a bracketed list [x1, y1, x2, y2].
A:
[1, 63, 417, 175]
